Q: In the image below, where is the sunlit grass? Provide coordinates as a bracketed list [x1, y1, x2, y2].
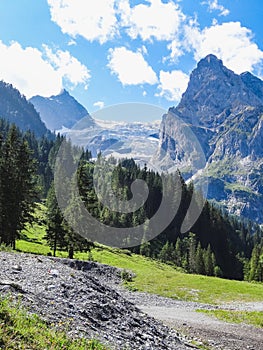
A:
[0, 297, 108, 349]
[197, 309, 263, 328]
[91, 245, 263, 304]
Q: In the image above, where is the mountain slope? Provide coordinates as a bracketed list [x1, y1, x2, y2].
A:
[0, 81, 50, 137]
[158, 54, 263, 223]
[30, 89, 95, 131]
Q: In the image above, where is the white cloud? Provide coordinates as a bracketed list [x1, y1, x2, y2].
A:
[165, 16, 197, 62]
[93, 101, 105, 109]
[0, 41, 62, 98]
[67, 39, 77, 46]
[118, 0, 185, 41]
[202, 0, 230, 17]
[138, 45, 148, 55]
[44, 46, 91, 89]
[108, 47, 158, 85]
[184, 21, 263, 74]
[166, 40, 184, 61]
[0, 41, 91, 98]
[47, 0, 118, 44]
[156, 70, 189, 101]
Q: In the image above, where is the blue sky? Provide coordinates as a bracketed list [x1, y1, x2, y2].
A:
[0, 0, 263, 121]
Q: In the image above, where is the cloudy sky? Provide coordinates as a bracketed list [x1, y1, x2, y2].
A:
[0, 0, 263, 120]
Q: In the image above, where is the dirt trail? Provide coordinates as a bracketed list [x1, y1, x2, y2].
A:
[140, 304, 263, 350]
[119, 290, 263, 350]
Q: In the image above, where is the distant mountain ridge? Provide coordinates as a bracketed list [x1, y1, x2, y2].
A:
[0, 81, 50, 137]
[158, 54, 263, 223]
[30, 89, 95, 131]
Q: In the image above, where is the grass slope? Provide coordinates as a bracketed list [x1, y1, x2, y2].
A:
[14, 203, 263, 305]
[91, 246, 263, 304]
[0, 297, 107, 349]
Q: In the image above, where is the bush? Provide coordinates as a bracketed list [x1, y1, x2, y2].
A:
[120, 269, 134, 282]
[214, 265, 223, 278]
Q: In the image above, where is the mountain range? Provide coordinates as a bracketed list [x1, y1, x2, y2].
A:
[29, 90, 161, 164]
[1, 54, 263, 224]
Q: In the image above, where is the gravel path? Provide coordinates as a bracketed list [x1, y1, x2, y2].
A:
[116, 289, 263, 350]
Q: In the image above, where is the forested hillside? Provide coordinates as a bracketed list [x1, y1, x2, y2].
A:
[0, 118, 262, 282]
[46, 147, 263, 281]
[0, 81, 52, 138]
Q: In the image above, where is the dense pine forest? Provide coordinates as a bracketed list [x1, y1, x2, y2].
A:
[0, 118, 263, 282]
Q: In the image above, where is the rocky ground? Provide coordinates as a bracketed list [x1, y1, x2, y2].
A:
[122, 291, 263, 350]
[0, 252, 193, 350]
[1, 251, 263, 350]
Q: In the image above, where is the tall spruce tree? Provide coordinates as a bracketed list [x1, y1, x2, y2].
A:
[0, 124, 37, 248]
[45, 182, 67, 256]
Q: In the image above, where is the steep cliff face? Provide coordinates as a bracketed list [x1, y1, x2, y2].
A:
[158, 54, 263, 223]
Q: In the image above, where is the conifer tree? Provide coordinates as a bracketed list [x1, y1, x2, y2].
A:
[196, 242, 205, 274]
[45, 182, 67, 256]
[204, 245, 215, 276]
[0, 125, 37, 248]
[248, 244, 263, 281]
[188, 233, 197, 273]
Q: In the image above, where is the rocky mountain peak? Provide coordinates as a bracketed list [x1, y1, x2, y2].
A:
[158, 55, 263, 223]
[30, 89, 95, 131]
[57, 88, 67, 96]
[241, 71, 263, 101]
[171, 54, 262, 128]
[196, 53, 223, 69]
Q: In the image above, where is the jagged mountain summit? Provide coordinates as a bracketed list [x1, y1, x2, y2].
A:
[0, 81, 50, 137]
[158, 54, 263, 223]
[30, 89, 96, 131]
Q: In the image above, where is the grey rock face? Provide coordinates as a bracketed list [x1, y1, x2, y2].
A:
[158, 54, 263, 223]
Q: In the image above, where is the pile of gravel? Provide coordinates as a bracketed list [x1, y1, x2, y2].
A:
[0, 252, 193, 350]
